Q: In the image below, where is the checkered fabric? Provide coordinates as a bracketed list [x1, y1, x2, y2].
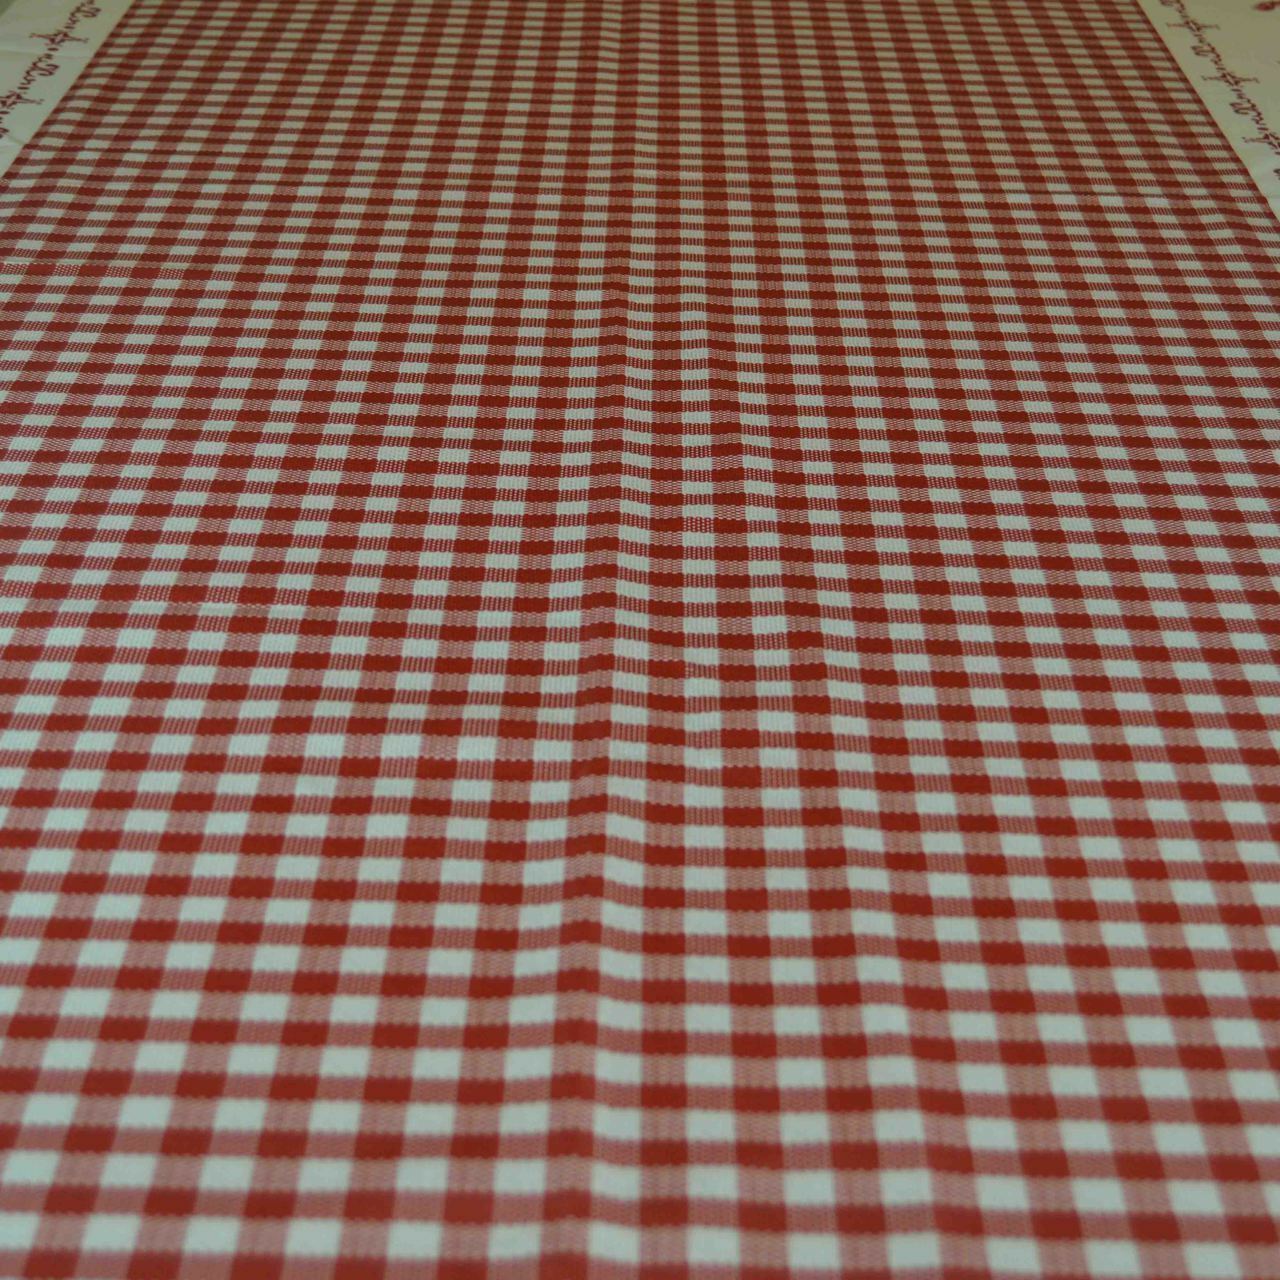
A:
[1, 0, 1279, 1276]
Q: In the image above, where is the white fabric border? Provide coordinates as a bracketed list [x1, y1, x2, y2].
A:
[1134, 0, 1280, 221]
[0, 0, 137, 180]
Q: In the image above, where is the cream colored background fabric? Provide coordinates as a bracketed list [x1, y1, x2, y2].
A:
[1136, 0, 1280, 220]
[0, 0, 137, 179]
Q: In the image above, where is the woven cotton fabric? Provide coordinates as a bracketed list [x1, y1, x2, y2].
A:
[1, 0, 1279, 1276]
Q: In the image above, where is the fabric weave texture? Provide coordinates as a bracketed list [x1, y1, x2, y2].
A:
[0, 0, 1278, 1276]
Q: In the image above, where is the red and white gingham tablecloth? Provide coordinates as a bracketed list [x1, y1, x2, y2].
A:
[1, 0, 1279, 1276]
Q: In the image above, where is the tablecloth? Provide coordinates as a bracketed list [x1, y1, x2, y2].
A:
[1, 0, 1279, 1276]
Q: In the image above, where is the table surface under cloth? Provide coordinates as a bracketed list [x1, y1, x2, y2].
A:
[0, 1, 1279, 1277]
